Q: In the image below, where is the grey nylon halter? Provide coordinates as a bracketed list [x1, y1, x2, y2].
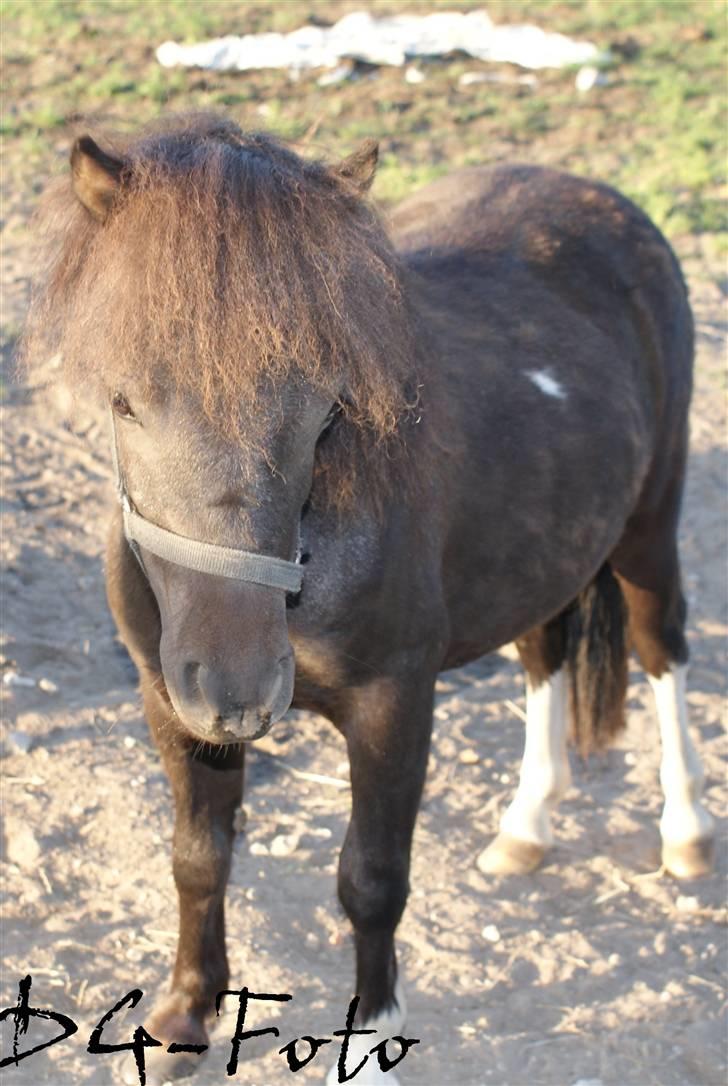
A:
[109, 410, 304, 595]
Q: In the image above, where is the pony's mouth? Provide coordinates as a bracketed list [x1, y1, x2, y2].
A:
[172, 703, 274, 746]
[216, 707, 273, 743]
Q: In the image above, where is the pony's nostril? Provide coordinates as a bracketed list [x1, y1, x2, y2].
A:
[182, 661, 202, 699]
[195, 664, 248, 724]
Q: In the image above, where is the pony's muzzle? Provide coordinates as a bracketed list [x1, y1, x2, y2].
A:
[182, 650, 295, 743]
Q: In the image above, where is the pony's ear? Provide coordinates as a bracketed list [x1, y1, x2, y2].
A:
[70, 135, 126, 221]
[332, 139, 379, 193]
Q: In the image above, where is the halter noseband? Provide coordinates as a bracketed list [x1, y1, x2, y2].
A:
[109, 410, 304, 595]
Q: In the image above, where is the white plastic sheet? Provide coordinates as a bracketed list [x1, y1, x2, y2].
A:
[157, 10, 607, 74]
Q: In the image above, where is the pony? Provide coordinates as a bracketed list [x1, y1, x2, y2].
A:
[25, 114, 714, 1085]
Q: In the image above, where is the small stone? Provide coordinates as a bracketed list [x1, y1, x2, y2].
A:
[250, 842, 268, 856]
[676, 895, 699, 913]
[270, 833, 299, 857]
[2, 671, 36, 688]
[317, 62, 354, 87]
[123, 736, 136, 749]
[575, 66, 607, 92]
[307, 826, 332, 840]
[607, 953, 621, 967]
[405, 65, 425, 84]
[499, 773, 510, 784]
[38, 678, 58, 694]
[4, 823, 41, 869]
[481, 924, 501, 943]
[6, 730, 33, 755]
[459, 748, 479, 765]
[459, 71, 488, 86]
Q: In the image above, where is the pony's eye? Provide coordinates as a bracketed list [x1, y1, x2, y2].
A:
[111, 392, 136, 420]
[317, 404, 341, 443]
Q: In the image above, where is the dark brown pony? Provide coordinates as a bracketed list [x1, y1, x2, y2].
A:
[26, 114, 713, 1086]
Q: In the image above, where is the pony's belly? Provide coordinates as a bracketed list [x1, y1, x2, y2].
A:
[441, 638, 505, 670]
[443, 500, 628, 658]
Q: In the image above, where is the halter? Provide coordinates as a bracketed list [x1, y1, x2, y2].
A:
[109, 410, 304, 594]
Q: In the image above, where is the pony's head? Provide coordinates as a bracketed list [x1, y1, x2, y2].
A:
[26, 115, 421, 743]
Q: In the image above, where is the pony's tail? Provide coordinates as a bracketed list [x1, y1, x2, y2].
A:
[565, 563, 628, 756]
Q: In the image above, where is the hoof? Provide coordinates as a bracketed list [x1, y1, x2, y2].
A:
[477, 833, 546, 876]
[326, 980, 406, 1086]
[662, 836, 714, 880]
[326, 1057, 401, 1086]
[120, 1009, 209, 1085]
[121, 1048, 203, 1086]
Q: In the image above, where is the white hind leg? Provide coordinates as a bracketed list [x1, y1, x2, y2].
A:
[478, 667, 570, 875]
[649, 664, 714, 878]
[610, 463, 715, 879]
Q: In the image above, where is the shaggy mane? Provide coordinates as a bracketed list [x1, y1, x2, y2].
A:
[24, 114, 425, 510]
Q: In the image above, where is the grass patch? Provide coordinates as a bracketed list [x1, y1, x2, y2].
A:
[1, 0, 725, 253]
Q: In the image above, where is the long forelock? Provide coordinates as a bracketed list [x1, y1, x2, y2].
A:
[25, 117, 418, 465]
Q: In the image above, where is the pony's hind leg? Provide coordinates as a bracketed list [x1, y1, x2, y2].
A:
[612, 519, 714, 878]
[478, 617, 570, 876]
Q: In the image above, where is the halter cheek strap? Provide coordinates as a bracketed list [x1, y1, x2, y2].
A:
[109, 410, 304, 594]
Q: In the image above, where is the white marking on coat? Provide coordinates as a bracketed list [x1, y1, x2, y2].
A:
[326, 979, 407, 1086]
[499, 667, 571, 847]
[648, 664, 714, 846]
[526, 369, 567, 400]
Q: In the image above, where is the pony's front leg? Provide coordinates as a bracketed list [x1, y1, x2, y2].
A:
[135, 678, 244, 1085]
[326, 674, 435, 1086]
[108, 522, 245, 1083]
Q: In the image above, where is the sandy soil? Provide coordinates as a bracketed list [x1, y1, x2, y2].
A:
[0, 243, 726, 1086]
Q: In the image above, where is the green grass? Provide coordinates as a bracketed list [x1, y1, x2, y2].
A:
[1, 0, 726, 253]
